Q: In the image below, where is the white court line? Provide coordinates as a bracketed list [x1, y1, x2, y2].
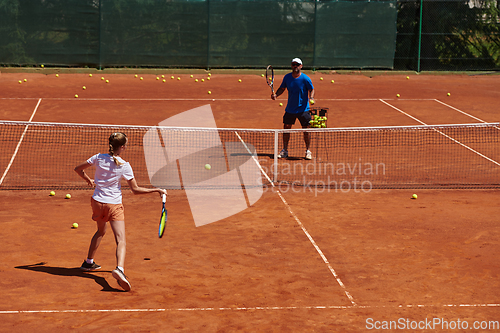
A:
[2, 303, 500, 314]
[0, 98, 42, 186]
[433, 99, 488, 123]
[379, 99, 500, 168]
[234, 132, 357, 307]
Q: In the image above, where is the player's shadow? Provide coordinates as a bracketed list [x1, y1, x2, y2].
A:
[15, 262, 123, 292]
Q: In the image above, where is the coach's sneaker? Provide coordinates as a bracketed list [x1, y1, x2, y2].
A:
[278, 149, 288, 158]
[80, 261, 101, 271]
[112, 267, 131, 291]
[305, 150, 312, 160]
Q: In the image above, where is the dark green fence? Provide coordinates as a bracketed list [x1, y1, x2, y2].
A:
[0, 0, 498, 71]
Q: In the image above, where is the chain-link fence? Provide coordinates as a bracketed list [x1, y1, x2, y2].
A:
[0, 0, 498, 71]
[396, 0, 500, 70]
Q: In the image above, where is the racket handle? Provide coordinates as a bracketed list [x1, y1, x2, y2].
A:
[162, 193, 167, 203]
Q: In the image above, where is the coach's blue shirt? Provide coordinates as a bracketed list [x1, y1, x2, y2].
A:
[279, 73, 314, 114]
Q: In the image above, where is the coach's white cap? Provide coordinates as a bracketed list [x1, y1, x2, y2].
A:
[291, 58, 302, 65]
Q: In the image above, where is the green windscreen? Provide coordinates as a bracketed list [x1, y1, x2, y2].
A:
[0, 0, 398, 69]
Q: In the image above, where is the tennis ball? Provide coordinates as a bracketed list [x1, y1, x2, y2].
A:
[72, 223, 79, 229]
[163, 79, 166, 83]
[106, 80, 109, 83]
[195, 79, 199, 82]
[156, 77, 159, 80]
[447, 93, 451, 96]
[412, 194, 418, 199]
[190, 75, 193, 78]
[208, 73, 211, 76]
[320, 77, 323, 81]
[18, 81, 22, 84]
[331, 80, 334, 83]
[205, 164, 211, 170]
[134, 74, 138, 78]
[177, 77, 180, 80]
[201, 79, 205, 82]
[101, 77, 105, 80]
[208, 91, 212, 94]
[396, 94, 400, 98]
[56, 74, 59, 77]
[66, 194, 71, 199]
[75, 94, 78, 98]
[49, 191, 55, 196]
[279, 103, 283, 106]
[207, 77, 210, 80]
[171, 76, 174, 79]
[406, 76, 410, 79]
[89, 74, 92, 77]
[238, 79, 242, 82]
[161, 75, 165, 78]
[24, 79, 27, 82]
[261, 74, 264, 77]
[41, 64, 44, 68]
[82, 86, 86, 90]
[310, 99, 315, 105]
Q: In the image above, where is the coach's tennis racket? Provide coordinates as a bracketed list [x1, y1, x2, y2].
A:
[158, 194, 167, 238]
[266, 65, 275, 95]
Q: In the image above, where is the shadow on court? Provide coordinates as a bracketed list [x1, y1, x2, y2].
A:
[15, 262, 123, 292]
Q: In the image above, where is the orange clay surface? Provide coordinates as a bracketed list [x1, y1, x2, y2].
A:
[0, 70, 499, 332]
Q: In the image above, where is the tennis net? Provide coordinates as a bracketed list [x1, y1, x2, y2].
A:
[0, 120, 499, 190]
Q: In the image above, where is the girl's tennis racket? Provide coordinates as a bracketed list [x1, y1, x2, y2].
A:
[266, 65, 275, 95]
[158, 194, 167, 238]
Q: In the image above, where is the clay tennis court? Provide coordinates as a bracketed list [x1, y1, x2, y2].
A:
[0, 70, 499, 331]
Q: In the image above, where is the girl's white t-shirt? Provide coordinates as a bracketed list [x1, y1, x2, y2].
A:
[87, 153, 135, 204]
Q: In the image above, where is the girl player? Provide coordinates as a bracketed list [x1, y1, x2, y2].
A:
[74, 132, 167, 291]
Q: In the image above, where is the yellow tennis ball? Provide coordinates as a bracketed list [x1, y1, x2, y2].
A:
[207, 77, 211, 80]
[140, 77, 143, 80]
[310, 99, 315, 105]
[161, 75, 165, 78]
[66, 194, 71, 199]
[205, 164, 211, 170]
[134, 74, 138, 78]
[82, 86, 86, 90]
[18, 81, 22, 84]
[261, 74, 264, 77]
[208, 90, 212, 94]
[101, 77, 105, 80]
[72, 223, 79, 229]
[55, 74, 59, 77]
[238, 79, 242, 82]
[156, 77, 159, 80]
[396, 94, 400, 98]
[171, 76, 174, 79]
[447, 93, 451, 96]
[406, 76, 410, 79]
[74, 94, 78, 98]
[49, 191, 55, 196]
[201, 79, 205, 82]
[331, 80, 334, 83]
[177, 77, 181, 80]
[208, 73, 211, 76]
[412, 194, 418, 199]
[320, 77, 323, 81]
[41, 64, 44, 68]
[195, 79, 199, 82]
[24, 79, 27, 82]
[106, 80, 109, 83]
[190, 75, 193, 78]
[89, 74, 92, 77]
[279, 103, 283, 106]
[162, 79, 166, 82]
